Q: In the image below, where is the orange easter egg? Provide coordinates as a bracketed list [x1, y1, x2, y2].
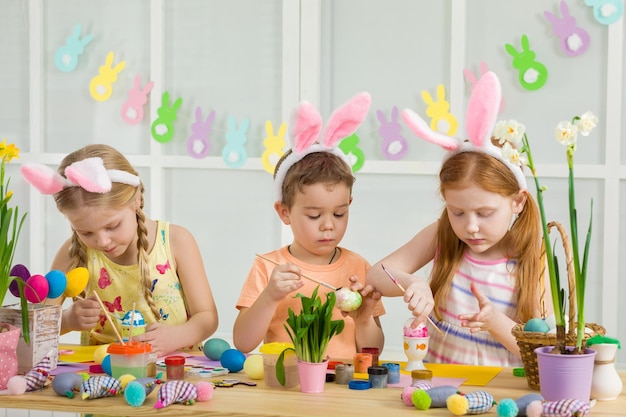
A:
[64, 267, 89, 297]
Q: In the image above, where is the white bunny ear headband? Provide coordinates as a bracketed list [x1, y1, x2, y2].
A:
[401, 71, 527, 190]
[273, 92, 372, 201]
[21, 157, 140, 195]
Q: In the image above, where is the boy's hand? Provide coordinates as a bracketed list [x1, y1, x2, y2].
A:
[265, 263, 305, 302]
[67, 295, 100, 331]
[343, 275, 381, 322]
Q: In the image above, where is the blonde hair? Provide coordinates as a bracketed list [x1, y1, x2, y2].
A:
[274, 150, 355, 208]
[54, 144, 159, 319]
[430, 151, 542, 323]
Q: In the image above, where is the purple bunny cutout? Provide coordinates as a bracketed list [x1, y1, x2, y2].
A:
[544, 0, 590, 57]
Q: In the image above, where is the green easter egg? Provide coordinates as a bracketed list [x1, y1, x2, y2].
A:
[203, 338, 231, 361]
[523, 317, 550, 333]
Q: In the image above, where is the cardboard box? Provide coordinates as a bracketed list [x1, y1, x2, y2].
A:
[0, 304, 62, 373]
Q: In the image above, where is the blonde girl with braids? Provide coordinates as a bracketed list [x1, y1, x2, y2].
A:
[22, 144, 218, 357]
[367, 72, 549, 367]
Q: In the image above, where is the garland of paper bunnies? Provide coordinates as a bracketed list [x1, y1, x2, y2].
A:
[46, 2, 620, 168]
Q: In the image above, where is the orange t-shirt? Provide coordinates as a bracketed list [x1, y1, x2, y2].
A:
[236, 246, 385, 358]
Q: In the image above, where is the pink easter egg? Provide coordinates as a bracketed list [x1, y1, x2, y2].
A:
[24, 274, 49, 303]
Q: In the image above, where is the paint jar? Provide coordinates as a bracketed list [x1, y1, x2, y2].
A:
[165, 355, 186, 380]
[361, 347, 380, 367]
[335, 363, 354, 385]
[411, 369, 433, 386]
[368, 366, 388, 388]
[354, 352, 372, 373]
[107, 341, 152, 379]
[382, 362, 400, 384]
[259, 342, 299, 388]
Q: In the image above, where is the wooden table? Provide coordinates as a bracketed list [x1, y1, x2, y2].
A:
[1, 366, 625, 416]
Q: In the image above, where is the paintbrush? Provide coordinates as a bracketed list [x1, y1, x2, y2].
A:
[255, 253, 339, 291]
[92, 290, 126, 345]
[380, 264, 443, 335]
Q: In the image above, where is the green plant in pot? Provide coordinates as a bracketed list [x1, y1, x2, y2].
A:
[495, 112, 598, 354]
[276, 286, 345, 386]
[0, 139, 30, 343]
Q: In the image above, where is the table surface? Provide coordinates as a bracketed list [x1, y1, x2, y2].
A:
[1, 363, 625, 416]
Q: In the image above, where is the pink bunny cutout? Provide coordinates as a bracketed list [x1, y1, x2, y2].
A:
[463, 61, 504, 113]
[402, 71, 527, 189]
[121, 75, 154, 125]
[273, 92, 371, 201]
[544, 0, 590, 57]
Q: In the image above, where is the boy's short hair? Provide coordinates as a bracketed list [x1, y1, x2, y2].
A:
[274, 150, 355, 208]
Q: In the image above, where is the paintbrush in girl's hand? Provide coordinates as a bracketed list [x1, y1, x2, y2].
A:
[380, 264, 443, 335]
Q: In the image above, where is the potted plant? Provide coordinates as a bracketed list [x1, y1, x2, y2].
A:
[0, 139, 29, 337]
[0, 139, 29, 388]
[496, 112, 604, 400]
[276, 286, 345, 393]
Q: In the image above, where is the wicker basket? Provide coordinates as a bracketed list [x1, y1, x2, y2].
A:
[511, 221, 605, 390]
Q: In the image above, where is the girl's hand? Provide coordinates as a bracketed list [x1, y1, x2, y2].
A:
[458, 282, 502, 333]
[67, 295, 101, 331]
[134, 322, 175, 357]
[343, 275, 381, 322]
[265, 263, 305, 302]
[404, 278, 434, 328]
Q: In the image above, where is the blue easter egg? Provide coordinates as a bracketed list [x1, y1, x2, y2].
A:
[523, 317, 550, 333]
[203, 338, 231, 361]
[45, 270, 67, 299]
[101, 354, 112, 376]
[220, 348, 245, 372]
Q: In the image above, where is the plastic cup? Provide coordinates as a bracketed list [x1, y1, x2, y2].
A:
[259, 342, 299, 388]
[107, 341, 152, 379]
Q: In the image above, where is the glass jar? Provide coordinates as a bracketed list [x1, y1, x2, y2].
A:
[164, 355, 186, 380]
[368, 366, 388, 388]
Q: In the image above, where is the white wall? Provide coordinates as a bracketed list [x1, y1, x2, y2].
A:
[1, 9, 625, 417]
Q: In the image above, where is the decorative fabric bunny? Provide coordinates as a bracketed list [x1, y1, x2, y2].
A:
[401, 70, 527, 190]
[273, 92, 371, 201]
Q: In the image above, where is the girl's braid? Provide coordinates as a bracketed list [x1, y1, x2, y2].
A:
[136, 197, 159, 320]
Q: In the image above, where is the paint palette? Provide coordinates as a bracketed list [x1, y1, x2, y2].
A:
[156, 361, 230, 378]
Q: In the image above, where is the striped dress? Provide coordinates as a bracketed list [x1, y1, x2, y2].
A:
[425, 252, 523, 367]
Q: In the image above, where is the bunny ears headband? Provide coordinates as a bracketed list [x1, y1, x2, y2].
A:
[401, 71, 527, 190]
[274, 92, 372, 201]
[21, 157, 140, 195]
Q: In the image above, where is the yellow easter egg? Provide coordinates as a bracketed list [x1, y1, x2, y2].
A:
[243, 354, 264, 380]
[93, 344, 111, 364]
[64, 267, 89, 297]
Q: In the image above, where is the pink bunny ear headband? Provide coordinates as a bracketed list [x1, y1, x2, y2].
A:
[401, 71, 527, 190]
[21, 157, 141, 195]
[274, 92, 372, 201]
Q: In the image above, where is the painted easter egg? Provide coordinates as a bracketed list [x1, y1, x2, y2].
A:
[45, 270, 67, 299]
[93, 344, 110, 364]
[523, 317, 550, 333]
[243, 354, 264, 380]
[203, 338, 231, 360]
[220, 349, 245, 372]
[24, 274, 49, 303]
[335, 288, 362, 312]
[9, 264, 30, 297]
[64, 267, 89, 297]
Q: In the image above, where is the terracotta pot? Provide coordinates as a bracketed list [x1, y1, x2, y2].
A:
[0, 323, 21, 390]
[535, 346, 596, 402]
[297, 358, 328, 393]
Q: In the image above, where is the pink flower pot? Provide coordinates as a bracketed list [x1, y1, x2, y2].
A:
[0, 323, 20, 390]
[535, 346, 596, 402]
[297, 359, 328, 393]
